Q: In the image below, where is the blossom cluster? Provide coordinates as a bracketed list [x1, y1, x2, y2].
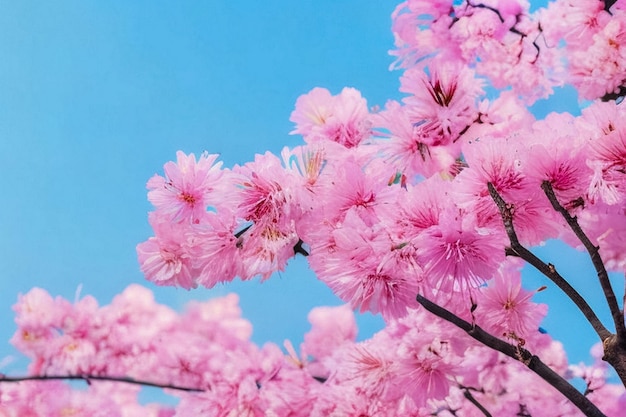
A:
[392, 0, 626, 102]
[137, 1, 626, 318]
[131, 0, 626, 413]
[138, 72, 626, 322]
[4, 285, 624, 416]
[6, 0, 626, 415]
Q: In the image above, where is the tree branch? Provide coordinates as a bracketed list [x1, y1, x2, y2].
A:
[600, 85, 626, 102]
[0, 374, 205, 392]
[461, 387, 493, 417]
[540, 181, 626, 343]
[604, 0, 618, 13]
[487, 182, 612, 341]
[416, 294, 607, 417]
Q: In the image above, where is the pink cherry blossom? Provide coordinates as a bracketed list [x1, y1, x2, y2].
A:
[372, 100, 458, 178]
[12, 0, 626, 415]
[301, 304, 357, 362]
[400, 59, 484, 146]
[290, 87, 371, 148]
[475, 265, 548, 341]
[415, 208, 506, 293]
[147, 151, 224, 224]
[136, 213, 197, 289]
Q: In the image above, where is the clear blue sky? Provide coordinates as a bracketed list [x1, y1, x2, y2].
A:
[0, 0, 621, 392]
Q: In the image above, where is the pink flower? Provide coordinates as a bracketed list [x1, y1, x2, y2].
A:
[308, 212, 420, 319]
[387, 176, 449, 239]
[290, 87, 371, 148]
[136, 213, 197, 289]
[147, 151, 223, 223]
[302, 305, 357, 362]
[476, 266, 548, 340]
[236, 223, 300, 280]
[289, 87, 335, 137]
[415, 209, 506, 292]
[192, 212, 243, 288]
[338, 338, 400, 402]
[395, 336, 460, 407]
[587, 125, 626, 205]
[400, 60, 484, 146]
[569, 16, 626, 99]
[314, 157, 391, 226]
[372, 100, 458, 178]
[523, 112, 591, 205]
[390, 1, 456, 69]
[455, 136, 561, 245]
[234, 152, 299, 230]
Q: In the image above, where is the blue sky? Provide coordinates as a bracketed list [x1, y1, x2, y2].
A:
[0, 0, 621, 395]
[0, 0, 398, 372]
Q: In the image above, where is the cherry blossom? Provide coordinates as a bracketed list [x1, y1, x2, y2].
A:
[7, 0, 626, 415]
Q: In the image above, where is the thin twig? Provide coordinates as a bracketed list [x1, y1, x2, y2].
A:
[0, 374, 204, 392]
[487, 182, 612, 341]
[541, 181, 626, 343]
[462, 387, 493, 417]
[416, 294, 607, 417]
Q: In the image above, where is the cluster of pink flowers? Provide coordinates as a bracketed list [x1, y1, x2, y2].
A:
[6, 0, 626, 415]
[130, 1, 626, 413]
[137, 86, 626, 322]
[3, 285, 624, 416]
[541, 0, 626, 99]
[392, 0, 626, 102]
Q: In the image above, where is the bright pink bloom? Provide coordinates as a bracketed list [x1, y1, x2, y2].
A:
[337, 336, 400, 403]
[372, 100, 458, 178]
[400, 60, 484, 146]
[308, 212, 420, 319]
[236, 223, 300, 280]
[390, 1, 456, 69]
[147, 151, 223, 223]
[192, 212, 242, 288]
[302, 304, 357, 362]
[314, 157, 392, 226]
[415, 209, 506, 292]
[136, 213, 197, 289]
[394, 321, 463, 408]
[289, 87, 335, 137]
[476, 267, 548, 340]
[234, 152, 299, 230]
[388, 176, 449, 238]
[455, 136, 561, 245]
[570, 16, 626, 100]
[588, 125, 626, 205]
[523, 112, 592, 205]
[290, 87, 371, 148]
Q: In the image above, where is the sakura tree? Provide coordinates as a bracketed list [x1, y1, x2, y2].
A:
[3, 0, 626, 416]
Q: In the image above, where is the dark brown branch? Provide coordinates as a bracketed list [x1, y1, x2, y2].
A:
[487, 182, 612, 341]
[604, 0, 617, 13]
[600, 86, 626, 102]
[234, 223, 253, 239]
[462, 388, 492, 417]
[0, 374, 204, 392]
[541, 181, 626, 343]
[416, 294, 607, 417]
[293, 238, 310, 256]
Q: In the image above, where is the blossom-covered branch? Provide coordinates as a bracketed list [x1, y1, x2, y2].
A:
[416, 294, 607, 417]
[487, 182, 612, 341]
[541, 180, 626, 342]
[8, 0, 626, 415]
[0, 374, 204, 392]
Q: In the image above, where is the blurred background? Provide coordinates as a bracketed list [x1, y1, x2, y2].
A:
[0, 0, 621, 403]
